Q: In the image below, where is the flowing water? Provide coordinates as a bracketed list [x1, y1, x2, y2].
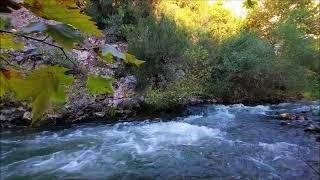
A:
[1, 102, 320, 179]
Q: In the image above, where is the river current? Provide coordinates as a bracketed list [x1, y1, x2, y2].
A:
[1, 102, 319, 179]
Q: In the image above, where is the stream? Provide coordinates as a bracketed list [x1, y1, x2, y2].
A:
[1, 102, 320, 179]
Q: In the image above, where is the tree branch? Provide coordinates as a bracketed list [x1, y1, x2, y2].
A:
[0, 30, 78, 69]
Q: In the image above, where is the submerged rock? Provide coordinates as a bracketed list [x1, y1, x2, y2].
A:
[278, 113, 307, 121]
[304, 124, 320, 133]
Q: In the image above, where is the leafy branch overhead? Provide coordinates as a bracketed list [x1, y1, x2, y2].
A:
[0, 0, 145, 126]
[20, 22, 84, 49]
[1, 66, 74, 125]
[23, 0, 102, 36]
[101, 45, 145, 67]
[18, 23, 145, 66]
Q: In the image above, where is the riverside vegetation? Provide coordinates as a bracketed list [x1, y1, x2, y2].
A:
[0, 0, 319, 127]
[86, 0, 319, 111]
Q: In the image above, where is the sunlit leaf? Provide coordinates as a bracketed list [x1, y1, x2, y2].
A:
[100, 45, 145, 66]
[23, 0, 102, 36]
[124, 53, 145, 67]
[31, 92, 50, 125]
[0, 33, 24, 50]
[9, 65, 74, 124]
[46, 24, 84, 49]
[0, 68, 23, 97]
[243, 0, 258, 9]
[86, 75, 114, 95]
[0, 71, 10, 97]
[101, 53, 114, 64]
[101, 44, 124, 59]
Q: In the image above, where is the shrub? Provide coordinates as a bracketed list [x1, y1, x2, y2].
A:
[144, 76, 204, 111]
[273, 21, 320, 73]
[126, 16, 190, 88]
[86, 0, 152, 39]
[209, 32, 308, 102]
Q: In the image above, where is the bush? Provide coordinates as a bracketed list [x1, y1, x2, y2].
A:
[86, 0, 152, 39]
[209, 32, 308, 102]
[144, 76, 204, 111]
[126, 16, 190, 88]
[273, 21, 320, 73]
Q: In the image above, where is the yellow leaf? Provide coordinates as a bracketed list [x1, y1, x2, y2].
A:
[0, 71, 9, 97]
[0, 69, 23, 97]
[124, 53, 145, 67]
[9, 65, 74, 124]
[0, 33, 24, 50]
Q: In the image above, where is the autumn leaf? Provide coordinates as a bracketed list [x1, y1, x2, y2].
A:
[0, 68, 23, 97]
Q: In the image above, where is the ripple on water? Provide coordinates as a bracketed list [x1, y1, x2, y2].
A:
[1, 102, 319, 179]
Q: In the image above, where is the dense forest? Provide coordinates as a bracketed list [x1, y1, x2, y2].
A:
[0, 0, 319, 124]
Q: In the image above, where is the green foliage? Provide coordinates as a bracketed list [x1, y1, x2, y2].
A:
[0, 16, 10, 30]
[0, 71, 11, 97]
[210, 32, 307, 102]
[273, 21, 319, 73]
[20, 22, 84, 49]
[127, 16, 189, 62]
[126, 16, 189, 87]
[101, 44, 124, 59]
[46, 24, 84, 50]
[245, 0, 319, 38]
[123, 53, 145, 67]
[100, 44, 145, 66]
[144, 77, 202, 111]
[85, 0, 151, 38]
[23, 0, 102, 36]
[0, 33, 24, 50]
[303, 74, 320, 99]
[9, 66, 74, 124]
[86, 75, 114, 95]
[155, 0, 242, 41]
[20, 22, 47, 34]
[243, 0, 258, 9]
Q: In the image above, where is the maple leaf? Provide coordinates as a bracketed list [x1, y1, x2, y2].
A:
[86, 75, 114, 95]
[124, 53, 145, 67]
[9, 65, 74, 124]
[23, 0, 102, 36]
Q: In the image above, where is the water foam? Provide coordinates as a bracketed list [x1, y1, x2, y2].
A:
[113, 121, 225, 154]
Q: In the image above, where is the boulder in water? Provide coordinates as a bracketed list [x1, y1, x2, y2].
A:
[279, 113, 296, 120]
[278, 113, 307, 121]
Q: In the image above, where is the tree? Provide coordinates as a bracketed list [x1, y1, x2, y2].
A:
[245, 0, 319, 38]
[0, 0, 144, 125]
